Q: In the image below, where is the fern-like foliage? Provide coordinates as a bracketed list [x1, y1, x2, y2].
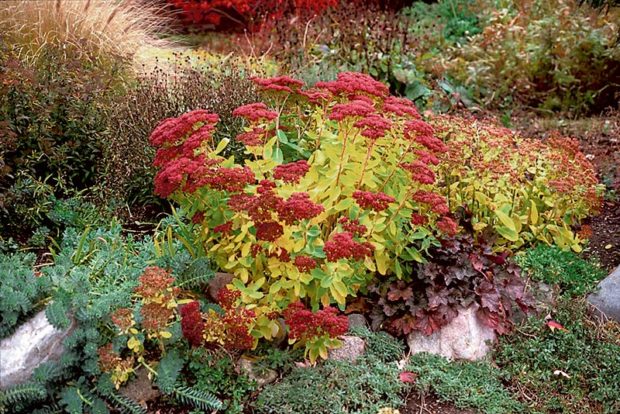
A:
[156, 350, 183, 394]
[0, 382, 47, 413]
[45, 300, 71, 330]
[98, 390, 145, 414]
[0, 252, 50, 338]
[172, 385, 223, 411]
[175, 257, 215, 289]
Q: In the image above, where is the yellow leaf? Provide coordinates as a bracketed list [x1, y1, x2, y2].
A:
[375, 250, 390, 275]
[127, 336, 141, 351]
[495, 209, 516, 231]
[159, 331, 172, 339]
[530, 200, 539, 225]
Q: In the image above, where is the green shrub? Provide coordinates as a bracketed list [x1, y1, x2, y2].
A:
[255, 354, 405, 414]
[0, 44, 124, 235]
[187, 350, 257, 414]
[443, 0, 620, 114]
[516, 244, 607, 296]
[495, 298, 620, 413]
[350, 326, 405, 362]
[0, 252, 50, 338]
[407, 353, 524, 414]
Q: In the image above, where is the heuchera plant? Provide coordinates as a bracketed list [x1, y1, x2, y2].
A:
[150, 72, 453, 341]
[431, 115, 603, 252]
[368, 234, 532, 337]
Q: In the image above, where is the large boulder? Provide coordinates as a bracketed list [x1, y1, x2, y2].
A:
[588, 265, 620, 322]
[0, 309, 75, 389]
[328, 335, 366, 362]
[407, 305, 496, 361]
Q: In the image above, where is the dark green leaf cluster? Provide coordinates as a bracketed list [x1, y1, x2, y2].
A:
[349, 326, 405, 362]
[255, 329, 406, 414]
[516, 244, 607, 296]
[0, 252, 50, 338]
[406, 353, 524, 414]
[188, 350, 257, 414]
[495, 297, 620, 414]
[255, 354, 404, 414]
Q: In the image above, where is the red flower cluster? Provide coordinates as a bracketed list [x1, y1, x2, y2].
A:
[179, 288, 256, 351]
[300, 88, 332, 103]
[276, 192, 324, 224]
[317, 72, 389, 98]
[252, 75, 305, 93]
[150, 110, 219, 148]
[180, 301, 205, 347]
[294, 255, 318, 272]
[328, 99, 375, 121]
[412, 191, 449, 215]
[283, 302, 348, 341]
[436, 216, 459, 236]
[400, 161, 436, 184]
[414, 149, 440, 166]
[323, 232, 374, 262]
[150, 110, 221, 198]
[353, 114, 393, 140]
[411, 213, 428, 226]
[256, 221, 284, 241]
[233, 102, 278, 122]
[229, 180, 284, 222]
[215, 288, 256, 351]
[273, 160, 310, 183]
[213, 221, 233, 234]
[237, 127, 267, 146]
[352, 190, 395, 212]
[202, 166, 255, 192]
[383, 96, 421, 119]
[339, 217, 367, 236]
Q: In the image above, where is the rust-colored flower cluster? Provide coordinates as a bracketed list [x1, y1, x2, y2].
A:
[179, 288, 256, 351]
[134, 267, 179, 334]
[283, 301, 348, 341]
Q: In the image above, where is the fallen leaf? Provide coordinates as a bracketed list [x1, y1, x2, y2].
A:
[605, 244, 613, 250]
[399, 371, 417, 383]
[546, 320, 568, 332]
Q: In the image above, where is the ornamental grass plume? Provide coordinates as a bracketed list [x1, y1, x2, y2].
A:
[0, 0, 168, 67]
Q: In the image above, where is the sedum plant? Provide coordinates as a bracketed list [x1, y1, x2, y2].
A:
[149, 72, 454, 341]
[432, 115, 603, 252]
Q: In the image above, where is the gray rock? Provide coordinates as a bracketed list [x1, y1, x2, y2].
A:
[0, 309, 75, 389]
[407, 305, 496, 361]
[588, 265, 620, 322]
[347, 313, 367, 331]
[328, 335, 366, 362]
[238, 357, 278, 387]
[207, 272, 235, 301]
[119, 367, 160, 409]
